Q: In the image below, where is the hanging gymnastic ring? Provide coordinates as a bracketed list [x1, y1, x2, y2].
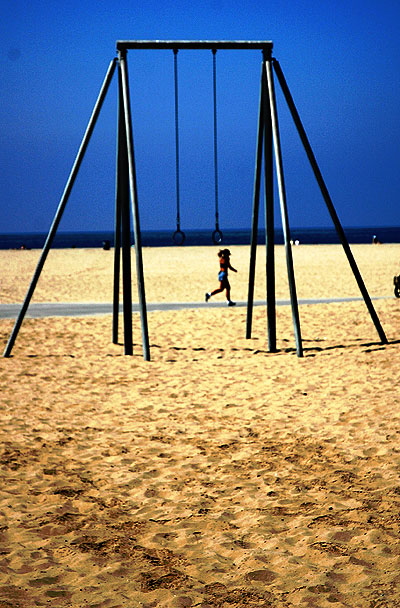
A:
[212, 229, 223, 244]
[173, 229, 186, 245]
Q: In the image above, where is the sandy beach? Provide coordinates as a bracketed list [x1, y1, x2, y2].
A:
[0, 243, 399, 607]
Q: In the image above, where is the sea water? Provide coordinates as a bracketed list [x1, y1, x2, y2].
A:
[0, 226, 399, 250]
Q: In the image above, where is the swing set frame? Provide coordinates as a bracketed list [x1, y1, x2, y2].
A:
[3, 40, 387, 360]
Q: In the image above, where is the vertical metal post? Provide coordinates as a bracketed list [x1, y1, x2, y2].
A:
[112, 198, 121, 345]
[272, 59, 387, 345]
[263, 52, 276, 352]
[3, 58, 117, 358]
[246, 62, 265, 339]
[119, 49, 151, 361]
[112, 81, 123, 345]
[247, 52, 276, 351]
[121, 188, 134, 355]
[117, 61, 134, 355]
[266, 58, 303, 357]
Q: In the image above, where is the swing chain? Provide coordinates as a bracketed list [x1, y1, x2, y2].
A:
[172, 47, 222, 245]
[172, 48, 185, 245]
[212, 49, 223, 244]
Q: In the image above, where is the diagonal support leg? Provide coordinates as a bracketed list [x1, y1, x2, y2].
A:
[3, 58, 117, 358]
[112, 196, 122, 345]
[263, 54, 276, 352]
[117, 61, 134, 355]
[266, 58, 303, 357]
[112, 89, 123, 345]
[247, 56, 276, 351]
[119, 49, 151, 361]
[247, 62, 265, 339]
[273, 58, 387, 345]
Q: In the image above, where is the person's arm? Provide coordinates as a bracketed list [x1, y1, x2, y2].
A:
[228, 262, 237, 273]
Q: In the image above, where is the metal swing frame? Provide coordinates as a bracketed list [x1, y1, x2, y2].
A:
[3, 40, 387, 360]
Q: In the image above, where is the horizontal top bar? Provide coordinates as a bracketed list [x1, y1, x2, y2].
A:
[116, 40, 273, 51]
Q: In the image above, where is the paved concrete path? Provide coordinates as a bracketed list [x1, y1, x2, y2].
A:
[0, 297, 389, 319]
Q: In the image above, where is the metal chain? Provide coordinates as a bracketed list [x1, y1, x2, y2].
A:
[172, 49, 185, 244]
[212, 49, 223, 244]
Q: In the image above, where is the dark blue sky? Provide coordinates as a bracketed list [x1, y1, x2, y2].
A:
[1, 0, 399, 233]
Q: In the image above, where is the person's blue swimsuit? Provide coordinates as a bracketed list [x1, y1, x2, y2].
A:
[218, 260, 228, 283]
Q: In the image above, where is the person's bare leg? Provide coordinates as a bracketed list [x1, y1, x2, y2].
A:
[206, 282, 223, 301]
[210, 282, 224, 297]
[225, 282, 235, 306]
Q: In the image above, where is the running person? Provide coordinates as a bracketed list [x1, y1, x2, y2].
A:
[205, 249, 237, 306]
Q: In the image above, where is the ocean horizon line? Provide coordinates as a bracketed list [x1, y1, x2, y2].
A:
[0, 226, 399, 249]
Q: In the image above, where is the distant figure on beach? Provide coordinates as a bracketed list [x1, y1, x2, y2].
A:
[205, 248, 237, 306]
[372, 235, 382, 244]
[394, 275, 400, 298]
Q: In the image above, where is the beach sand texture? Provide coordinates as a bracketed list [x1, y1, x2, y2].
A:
[0, 243, 399, 607]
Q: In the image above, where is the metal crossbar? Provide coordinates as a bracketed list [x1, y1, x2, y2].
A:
[116, 40, 273, 52]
